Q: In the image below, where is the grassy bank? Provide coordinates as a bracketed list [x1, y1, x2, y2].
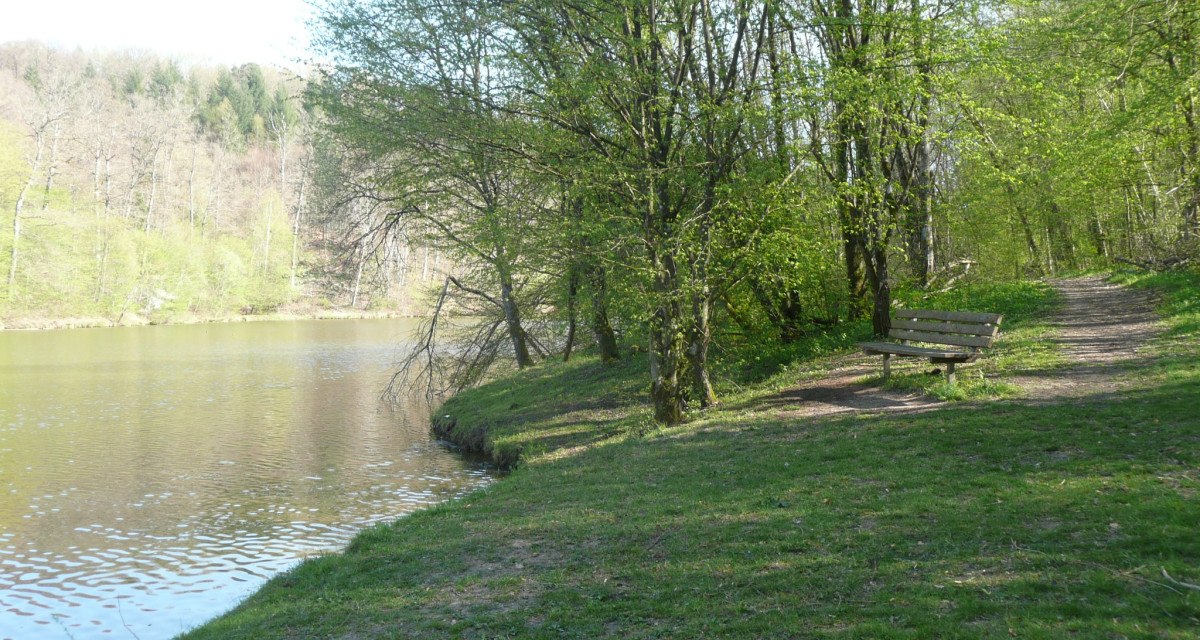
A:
[433, 281, 1062, 470]
[182, 276, 1200, 639]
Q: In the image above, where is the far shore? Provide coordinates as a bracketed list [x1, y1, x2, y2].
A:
[0, 306, 425, 331]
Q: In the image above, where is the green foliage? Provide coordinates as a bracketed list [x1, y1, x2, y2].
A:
[0, 45, 351, 324]
[309, 0, 1180, 420]
[717, 319, 874, 387]
[196, 64, 275, 144]
[0, 203, 298, 321]
[894, 280, 1058, 328]
[955, 0, 1200, 274]
[148, 61, 184, 103]
[121, 68, 144, 97]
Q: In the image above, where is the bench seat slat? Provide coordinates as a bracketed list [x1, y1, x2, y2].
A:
[860, 341, 978, 362]
[895, 309, 1003, 324]
[891, 318, 999, 337]
[888, 329, 995, 349]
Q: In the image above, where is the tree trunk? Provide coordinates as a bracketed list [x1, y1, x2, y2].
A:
[8, 131, 46, 297]
[911, 128, 936, 284]
[263, 200, 274, 272]
[398, 242, 410, 287]
[689, 290, 717, 408]
[588, 264, 620, 363]
[204, 144, 224, 236]
[94, 235, 109, 304]
[92, 148, 102, 218]
[766, 6, 790, 172]
[290, 167, 307, 289]
[649, 247, 686, 425]
[563, 264, 580, 362]
[1090, 194, 1109, 259]
[499, 275, 533, 368]
[143, 145, 162, 234]
[865, 247, 892, 337]
[103, 145, 113, 218]
[750, 276, 807, 342]
[1167, 17, 1199, 242]
[380, 237, 395, 300]
[40, 123, 61, 212]
[188, 143, 198, 230]
[1011, 198, 1042, 273]
[835, 140, 869, 318]
[1183, 98, 1200, 241]
[8, 191, 25, 296]
[350, 254, 364, 307]
[1045, 227, 1056, 276]
[912, 0, 935, 285]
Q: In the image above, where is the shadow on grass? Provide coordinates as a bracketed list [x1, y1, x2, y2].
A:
[751, 378, 941, 415]
[184, 378, 1200, 639]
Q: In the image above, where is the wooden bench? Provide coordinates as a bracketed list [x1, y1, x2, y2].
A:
[859, 309, 1003, 384]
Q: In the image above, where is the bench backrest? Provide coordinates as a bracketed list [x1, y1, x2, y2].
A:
[890, 309, 1004, 351]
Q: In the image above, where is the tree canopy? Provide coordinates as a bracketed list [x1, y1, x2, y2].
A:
[303, 0, 1200, 424]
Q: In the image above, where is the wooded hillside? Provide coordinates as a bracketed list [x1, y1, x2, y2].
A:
[0, 43, 447, 325]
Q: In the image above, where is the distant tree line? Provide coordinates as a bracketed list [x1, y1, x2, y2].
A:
[0, 43, 444, 322]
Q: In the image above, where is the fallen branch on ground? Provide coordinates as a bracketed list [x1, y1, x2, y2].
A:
[1115, 256, 1193, 272]
[923, 259, 977, 299]
[1161, 568, 1200, 592]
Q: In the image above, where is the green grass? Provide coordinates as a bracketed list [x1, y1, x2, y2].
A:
[1111, 268, 1200, 382]
[181, 276, 1200, 639]
[432, 354, 650, 469]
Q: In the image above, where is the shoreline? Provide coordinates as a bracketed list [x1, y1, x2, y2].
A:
[0, 307, 423, 331]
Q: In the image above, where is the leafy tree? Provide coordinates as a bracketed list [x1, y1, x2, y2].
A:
[311, 0, 552, 390]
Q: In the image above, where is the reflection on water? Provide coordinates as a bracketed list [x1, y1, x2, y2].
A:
[0, 319, 492, 639]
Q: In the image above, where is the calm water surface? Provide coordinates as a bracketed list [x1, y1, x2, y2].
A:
[0, 319, 492, 639]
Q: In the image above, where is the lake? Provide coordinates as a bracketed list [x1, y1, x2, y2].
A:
[0, 319, 492, 639]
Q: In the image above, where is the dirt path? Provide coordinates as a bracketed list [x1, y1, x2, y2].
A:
[1008, 275, 1160, 400]
[757, 275, 1161, 418]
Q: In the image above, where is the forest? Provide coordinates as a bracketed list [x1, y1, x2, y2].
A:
[0, 42, 446, 327]
[304, 0, 1199, 423]
[2, 0, 1197, 422]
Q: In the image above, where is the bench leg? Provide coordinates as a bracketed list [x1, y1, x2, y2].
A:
[945, 362, 956, 385]
[882, 353, 891, 379]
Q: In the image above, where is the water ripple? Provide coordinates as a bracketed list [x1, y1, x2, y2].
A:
[0, 319, 493, 640]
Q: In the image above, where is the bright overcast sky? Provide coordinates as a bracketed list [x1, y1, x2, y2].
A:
[0, 0, 314, 68]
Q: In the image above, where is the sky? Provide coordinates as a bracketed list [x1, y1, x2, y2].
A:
[0, 0, 314, 68]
